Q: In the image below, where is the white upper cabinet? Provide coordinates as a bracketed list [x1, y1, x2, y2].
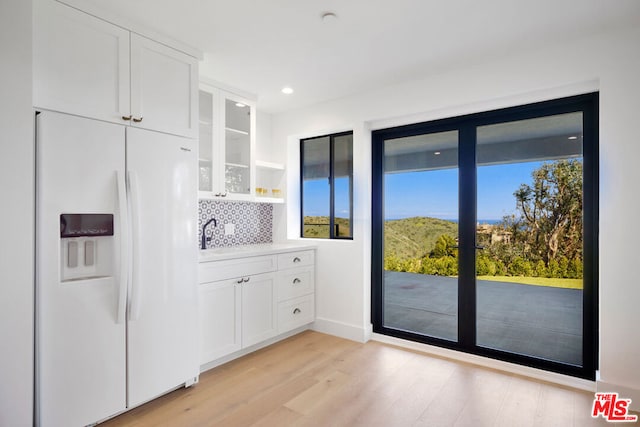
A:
[33, 0, 198, 138]
[33, 0, 130, 124]
[199, 85, 256, 200]
[130, 34, 198, 138]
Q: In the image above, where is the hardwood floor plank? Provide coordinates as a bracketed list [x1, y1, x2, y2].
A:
[101, 331, 602, 427]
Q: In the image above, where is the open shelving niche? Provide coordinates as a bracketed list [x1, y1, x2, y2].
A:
[255, 160, 285, 204]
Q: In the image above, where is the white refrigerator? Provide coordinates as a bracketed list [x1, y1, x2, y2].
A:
[36, 111, 199, 426]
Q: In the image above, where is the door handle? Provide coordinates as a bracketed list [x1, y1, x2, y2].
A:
[116, 171, 128, 324]
[128, 171, 142, 322]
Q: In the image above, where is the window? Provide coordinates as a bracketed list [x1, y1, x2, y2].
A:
[301, 131, 353, 239]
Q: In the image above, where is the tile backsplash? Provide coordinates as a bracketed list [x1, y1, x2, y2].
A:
[198, 200, 273, 248]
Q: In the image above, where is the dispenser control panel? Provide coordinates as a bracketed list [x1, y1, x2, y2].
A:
[60, 213, 113, 238]
[60, 214, 114, 282]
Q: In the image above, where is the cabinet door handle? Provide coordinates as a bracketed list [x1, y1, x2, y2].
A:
[221, 192, 227, 197]
[237, 278, 243, 284]
[122, 115, 132, 121]
[132, 116, 143, 123]
[293, 257, 301, 263]
[292, 278, 301, 284]
[293, 308, 301, 315]
[243, 277, 250, 283]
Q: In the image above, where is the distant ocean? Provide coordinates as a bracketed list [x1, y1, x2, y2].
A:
[385, 216, 501, 225]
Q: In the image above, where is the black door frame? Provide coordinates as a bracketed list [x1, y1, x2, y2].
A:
[371, 93, 599, 379]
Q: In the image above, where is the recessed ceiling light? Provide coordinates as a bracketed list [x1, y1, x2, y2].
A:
[281, 87, 294, 95]
[434, 151, 441, 155]
[321, 12, 338, 22]
[235, 102, 246, 108]
[568, 136, 578, 140]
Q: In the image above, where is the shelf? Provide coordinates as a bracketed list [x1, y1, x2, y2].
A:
[225, 162, 249, 169]
[254, 196, 285, 204]
[256, 160, 285, 171]
[225, 127, 249, 136]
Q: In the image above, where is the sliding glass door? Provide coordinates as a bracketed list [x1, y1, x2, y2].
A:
[382, 130, 459, 342]
[372, 94, 598, 379]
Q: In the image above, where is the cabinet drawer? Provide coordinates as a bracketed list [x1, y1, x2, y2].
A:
[277, 267, 314, 302]
[277, 250, 314, 270]
[278, 295, 315, 334]
[199, 255, 276, 283]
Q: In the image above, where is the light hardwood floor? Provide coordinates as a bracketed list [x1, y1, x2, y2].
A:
[102, 331, 614, 426]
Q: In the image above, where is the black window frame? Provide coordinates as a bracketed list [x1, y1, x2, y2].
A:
[371, 93, 599, 380]
[300, 131, 354, 240]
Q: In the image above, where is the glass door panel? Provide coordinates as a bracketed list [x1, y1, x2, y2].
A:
[224, 97, 251, 194]
[198, 90, 213, 192]
[476, 112, 584, 365]
[383, 130, 459, 341]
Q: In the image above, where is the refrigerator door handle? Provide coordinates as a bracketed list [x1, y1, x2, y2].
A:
[116, 170, 128, 324]
[128, 170, 143, 322]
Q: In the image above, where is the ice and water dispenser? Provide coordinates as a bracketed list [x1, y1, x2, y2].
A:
[60, 213, 114, 281]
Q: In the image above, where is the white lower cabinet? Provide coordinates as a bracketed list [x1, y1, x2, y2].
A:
[277, 295, 315, 334]
[198, 248, 315, 366]
[241, 273, 277, 348]
[276, 251, 316, 334]
[198, 279, 241, 364]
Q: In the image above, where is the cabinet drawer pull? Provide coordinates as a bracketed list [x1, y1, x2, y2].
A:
[292, 278, 301, 284]
[293, 308, 301, 315]
[122, 115, 132, 121]
[237, 278, 243, 284]
[132, 116, 144, 123]
[243, 277, 250, 283]
[293, 257, 301, 263]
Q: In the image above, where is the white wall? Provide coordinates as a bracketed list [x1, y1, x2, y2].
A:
[271, 25, 640, 402]
[0, 0, 34, 425]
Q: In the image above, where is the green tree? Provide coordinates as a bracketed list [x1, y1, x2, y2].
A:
[534, 260, 546, 277]
[513, 159, 583, 264]
[431, 234, 457, 258]
[508, 256, 533, 276]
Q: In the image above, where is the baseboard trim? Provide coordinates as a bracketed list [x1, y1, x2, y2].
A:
[597, 379, 640, 412]
[372, 333, 596, 392]
[312, 317, 370, 343]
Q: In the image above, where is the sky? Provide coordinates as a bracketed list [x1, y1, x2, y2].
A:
[303, 177, 351, 218]
[384, 161, 545, 221]
[302, 160, 546, 221]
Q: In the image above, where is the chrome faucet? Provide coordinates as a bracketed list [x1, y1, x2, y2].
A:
[201, 218, 217, 250]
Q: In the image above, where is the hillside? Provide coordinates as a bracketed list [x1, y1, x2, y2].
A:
[384, 217, 458, 260]
[303, 216, 351, 238]
[303, 215, 458, 260]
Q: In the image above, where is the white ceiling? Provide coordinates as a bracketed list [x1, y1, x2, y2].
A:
[79, 0, 640, 114]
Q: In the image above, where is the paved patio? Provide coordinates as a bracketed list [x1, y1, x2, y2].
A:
[383, 271, 583, 366]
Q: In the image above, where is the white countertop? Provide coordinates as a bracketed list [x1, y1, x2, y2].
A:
[199, 242, 317, 262]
